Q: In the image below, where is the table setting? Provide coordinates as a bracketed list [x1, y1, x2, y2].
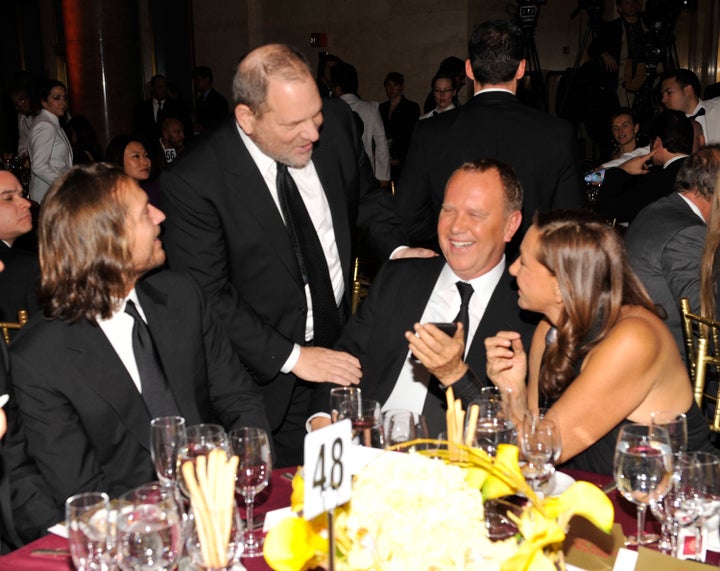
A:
[3, 388, 720, 571]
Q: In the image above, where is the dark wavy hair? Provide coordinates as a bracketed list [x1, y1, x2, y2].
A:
[38, 163, 135, 323]
[534, 210, 658, 399]
[468, 20, 525, 85]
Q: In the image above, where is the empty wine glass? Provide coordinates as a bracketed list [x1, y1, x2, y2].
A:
[384, 409, 429, 450]
[520, 411, 560, 491]
[229, 427, 272, 558]
[337, 398, 384, 448]
[614, 423, 673, 546]
[178, 424, 228, 497]
[649, 410, 688, 550]
[330, 387, 361, 423]
[66, 491, 113, 571]
[663, 453, 703, 557]
[116, 483, 183, 570]
[150, 416, 187, 489]
[692, 452, 720, 561]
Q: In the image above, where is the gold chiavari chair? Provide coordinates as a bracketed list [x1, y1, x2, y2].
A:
[680, 298, 720, 432]
[0, 309, 29, 345]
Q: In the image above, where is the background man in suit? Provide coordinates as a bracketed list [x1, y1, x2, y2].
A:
[395, 19, 582, 253]
[192, 65, 230, 134]
[625, 145, 720, 358]
[8, 163, 269, 537]
[162, 44, 433, 467]
[133, 74, 187, 142]
[0, 169, 39, 324]
[311, 159, 537, 436]
[331, 62, 391, 186]
[661, 69, 720, 144]
[596, 110, 693, 224]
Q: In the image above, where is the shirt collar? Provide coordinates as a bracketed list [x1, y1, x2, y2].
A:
[474, 87, 514, 96]
[97, 288, 145, 324]
[437, 255, 506, 291]
[237, 122, 277, 179]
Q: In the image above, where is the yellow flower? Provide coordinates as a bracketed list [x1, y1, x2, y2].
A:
[481, 444, 527, 501]
[263, 516, 328, 571]
[542, 481, 614, 534]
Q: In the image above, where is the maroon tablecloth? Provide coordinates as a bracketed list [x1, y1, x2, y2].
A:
[0, 467, 704, 571]
[0, 467, 296, 571]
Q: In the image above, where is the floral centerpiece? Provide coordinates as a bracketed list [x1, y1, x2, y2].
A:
[264, 393, 614, 571]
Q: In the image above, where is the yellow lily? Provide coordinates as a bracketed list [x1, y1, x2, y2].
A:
[263, 516, 329, 571]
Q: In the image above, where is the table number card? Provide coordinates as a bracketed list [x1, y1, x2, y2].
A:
[303, 419, 352, 520]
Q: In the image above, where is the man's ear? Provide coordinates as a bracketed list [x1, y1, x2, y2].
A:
[234, 104, 255, 135]
[465, 59, 475, 82]
[515, 59, 526, 81]
[504, 210, 523, 243]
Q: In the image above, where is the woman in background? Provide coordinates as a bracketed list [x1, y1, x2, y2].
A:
[28, 80, 73, 203]
[105, 135, 161, 207]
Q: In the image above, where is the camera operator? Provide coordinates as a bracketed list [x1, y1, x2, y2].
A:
[588, 0, 646, 108]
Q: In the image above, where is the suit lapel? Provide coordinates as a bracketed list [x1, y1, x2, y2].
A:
[220, 124, 303, 287]
[65, 320, 152, 452]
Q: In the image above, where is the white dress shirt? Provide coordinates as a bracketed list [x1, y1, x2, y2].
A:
[97, 289, 148, 394]
[237, 125, 344, 371]
[382, 258, 506, 415]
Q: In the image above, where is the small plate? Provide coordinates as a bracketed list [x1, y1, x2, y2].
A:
[544, 470, 575, 497]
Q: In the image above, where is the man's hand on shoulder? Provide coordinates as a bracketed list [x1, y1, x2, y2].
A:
[292, 346, 362, 386]
[391, 247, 438, 260]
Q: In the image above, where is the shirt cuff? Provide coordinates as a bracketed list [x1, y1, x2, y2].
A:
[389, 245, 409, 260]
[305, 412, 331, 433]
[280, 343, 302, 374]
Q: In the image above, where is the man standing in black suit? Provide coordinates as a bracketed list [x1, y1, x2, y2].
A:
[162, 44, 433, 467]
[396, 20, 583, 252]
[311, 159, 537, 436]
[596, 110, 693, 224]
[7, 164, 269, 537]
[192, 66, 229, 134]
[133, 74, 187, 142]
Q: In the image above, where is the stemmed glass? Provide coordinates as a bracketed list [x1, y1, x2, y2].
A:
[614, 423, 674, 546]
[66, 491, 113, 571]
[116, 483, 183, 571]
[384, 409, 429, 450]
[520, 411, 561, 492]
[337, 398, 384, 448]
[178, 424, 228, 497]
[660, 453, 704, 557]
[229, 427, 272, 558]
[691, 452, 720, 561]
[150, 416, 187, 490]
[649, 411, 688, 551]
[330, 387, 361, 423]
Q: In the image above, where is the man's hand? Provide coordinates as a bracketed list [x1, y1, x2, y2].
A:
[620, 150, 654, 175]
[405, 322, 467, 385]
[600, 52, 618, 72]
[292, 346, 361, 386]
[392, 247, 438, 260]
[310, 416, 332, 431]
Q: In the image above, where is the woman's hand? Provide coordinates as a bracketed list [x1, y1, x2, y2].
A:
[485, 331, 528, 393]
[405, 322, 467, 386]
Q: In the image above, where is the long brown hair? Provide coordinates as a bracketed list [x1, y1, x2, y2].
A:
[696, 148, 720, 319]
[534, 210, 658, 398]
[38, 163, 135, 323]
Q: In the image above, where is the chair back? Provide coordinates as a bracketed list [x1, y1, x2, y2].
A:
[0, 309, 29, 345]
[680, 297, 720, 431]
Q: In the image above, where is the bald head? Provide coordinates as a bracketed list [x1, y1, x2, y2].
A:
[232, 44, 313, 115]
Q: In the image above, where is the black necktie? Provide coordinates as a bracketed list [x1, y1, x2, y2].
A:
[125, 300, 180, 418]
[276, 163, 341, 347]
[690, 108, 706, 120]
[453, 281, 475, 347]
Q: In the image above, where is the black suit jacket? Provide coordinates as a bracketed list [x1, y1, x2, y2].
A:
[161, 100, 407, 436]
[133, 97, 189, 142]
[379, 96, 420, 180]
[7, 270, 269, 538]
[596, 157, 687, 224]
[195, 88, 229, 132]
[396, 91, 583, 250]
[322, 257, 537, 427]
[0, 242, 40, 324]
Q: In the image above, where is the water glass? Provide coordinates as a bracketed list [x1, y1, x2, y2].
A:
[384, 409, 429, 449]
[520, 411, 560, 491]
[614, 423, 673, 546]
[692, 452, 720, 561]
[150, 416, 187, 488]
[330, 387, 361, 423]
[472, 415, 516, 456]
[116, 484, 183, 570]
[66, 491, 113, 571]
[651, 411, 688, 454]
[178, 424, 228, 497]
